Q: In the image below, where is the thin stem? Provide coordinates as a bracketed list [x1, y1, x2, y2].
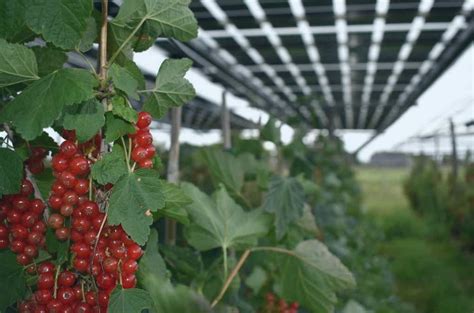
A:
[121, 137, 131, 172]
[88, 175, 93, 200]
[108, 19, 146, 66]
[53, 264, 61, 299]
[131, 161, 136, 172]
[211, 249, 251, 308]
[222, 246, 228, 280]
[75, 50, 98, 75]
[99, 0, 108, 83]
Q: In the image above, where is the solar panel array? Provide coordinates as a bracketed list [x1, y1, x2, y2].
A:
[156, 0, 473, 130]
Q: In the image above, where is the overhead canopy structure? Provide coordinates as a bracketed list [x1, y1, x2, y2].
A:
[150, 0, 473, 131]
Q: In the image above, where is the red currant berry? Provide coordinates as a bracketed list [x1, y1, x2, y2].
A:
[96, 273, 115, 290]
[52, 154, 70, 172]
[59, 270, 76, 287]
[121, 274, 137, 289]
[59, 140, 78, 158]
[63, 191, 79, 205]
[11, 196, 30, 211]
[16, 253, 31, 265]
[37, 272, 55, 290]
[60, 204, 74, 217]
[30, 199, 46, 214]
[69, 156, 90, 176]
[135, 132, 153, 147]
[122, 259, 138, 274]
[73, 258, 89, 272]
[23, 245, 38, 258]
[20, 179, 34, 196]
[138, 159, 153, 169]
[74, 179, 89, 195]
[27, 230, 43, 245]
[49, 195, 63, 210]
[48, 213, 65, 229]
[137, 111, 152, 129]
[59, 171, 78, 189]
[52, 182, 67, 196]
[72, 217, 91, 233]
[127, 244, 143, 260]
[55, 227, 70, 241]
[131, 147, 147, 162]
[103, 257, 118, 273]
[35, 289, 53, 305]
[38, 261, 55, 274]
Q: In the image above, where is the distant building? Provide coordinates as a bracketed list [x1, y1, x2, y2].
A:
[370, 152, 412, 167]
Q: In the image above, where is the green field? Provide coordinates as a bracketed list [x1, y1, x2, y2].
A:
[355, 166, 474, 313]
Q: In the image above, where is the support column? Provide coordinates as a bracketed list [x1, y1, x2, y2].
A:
[449, 119, 458, 180]
[165, 107, 182, 245]
[221, 90, 231, 150]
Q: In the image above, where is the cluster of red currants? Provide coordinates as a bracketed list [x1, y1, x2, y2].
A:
[129, 112, 155, 169]
[0, 179, 47, 265]
[48, 139, 92, 241]
[263, 293, 299, 313]
[19, 262, 97, 312]
[71, 221, 142, 311]
[26, 147, 48, 175]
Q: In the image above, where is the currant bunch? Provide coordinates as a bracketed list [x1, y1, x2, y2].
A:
[129, 112, 155, 169]
[26, 146, 48, 175]
[49, 138, 91, 241]
[263, 293, 299, 313]
[18, 261, 100, 312]
[71, 223, 142, 311]
[0, 179, 47, 265]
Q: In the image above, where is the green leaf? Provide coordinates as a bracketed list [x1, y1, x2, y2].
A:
[32, 46, 68, 77]
[142, 58, 195, 119]
[110, 64, 139, 100]
[278, 240, 356, 313]
[244, 266, 267, 295]
[138, 230, 213, 313]
[109, 286, 152, 313]
[262, 176, 305, 240]
[26, 0, 93, 50]
[182, 183, 270, 251]
[112, 96, 138, 123]
[34, 168, 55, 200]
[104, 112, 135, 143]
[29, 132, 59, 153]
[0, 250, 27, 311]
[2, 68, 97, 140]
[160, 245, 203, 284]
[0, 148, 23, 197]
[45, 228, 69, 264]
[0, 39, 38, 87]
[114, 0, 198, 43]
[108, 169, 165, 245]
[61, 99, 105, 142]
[0, 0, 35, 43]
[76, 17, 97, 52]
[156, 181, 191, 224]
[91, 145, 128, 185]
[260, 118, 281, 144]
[122, 59, 146, 90]
[202, 149, 244, 197]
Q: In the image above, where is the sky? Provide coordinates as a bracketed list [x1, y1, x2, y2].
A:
[134, 43, 473, 163]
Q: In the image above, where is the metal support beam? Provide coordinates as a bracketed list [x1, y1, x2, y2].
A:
[353, 131, 382, 156]
[165, 107, 182, 245]
[204, 22, 450, 38]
